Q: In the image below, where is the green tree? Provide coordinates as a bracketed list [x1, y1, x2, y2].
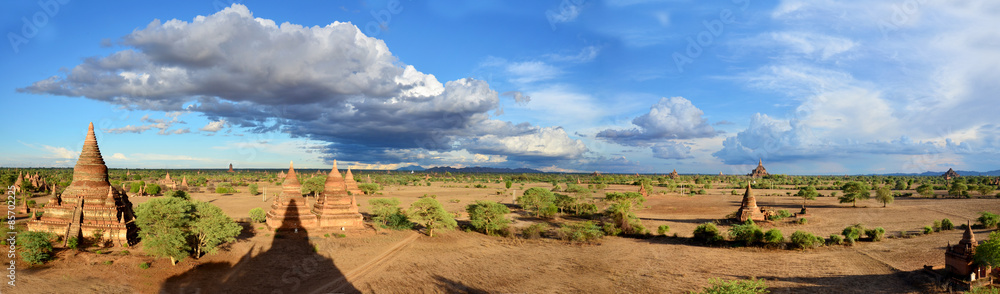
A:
[146, 184, 161, 195]
[728, 220, 764, 246]
[465, 201, 511, 236]
[839, 182, 871, 207]
[248, 183, 259, 196]
[948, 182, 968, 197]
[553, 193, 577, 214]
[979, 212, 999, 229]
[973, 231, 1000, 269]
[369, 198, 402, 228]
[604, 192, 647, 235]
[249, 207, 266, 223]
[169, 190, 190, 200]
[358, 183, 381, 195]
[409, 198, 456, 237]
[916, 184, 934, 197]
[893, 180, 906, 190]
[842, 224, 864, 243]
[190, 201, 242, 258]
[975, 184, 995, 197]
[136, 197, 193, 265]
[504, 180, 512, 189]
[693, 222, 723, 244]
[130, 182, 143, 193]
[215, 183, 236, 194]
[301, 176, 325, 196]
[875, 186, 893, 208]
[517, 187, 557, 218]
[795, 186, 818, 209]
[19, 231, 54, 266]
[693, 277, 769, 294]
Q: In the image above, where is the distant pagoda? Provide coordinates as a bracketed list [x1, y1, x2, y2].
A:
[749, 159, 769, 178]
[265, 162, 318, 230]
[311, 160, 364, 229]
[228, 163, 234, 173]
[942, 168, 960, 180]
[344, 168, 363, 196]
[668, 169, 679, 179]
[28, 123, 138, 247]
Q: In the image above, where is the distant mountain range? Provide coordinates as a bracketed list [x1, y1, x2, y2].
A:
[412, 166, 544, 173]
[880, 170, 1000, 176]
[395, 165, 426, 171]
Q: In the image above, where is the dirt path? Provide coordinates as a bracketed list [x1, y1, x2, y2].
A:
[310, 231, 421, 294]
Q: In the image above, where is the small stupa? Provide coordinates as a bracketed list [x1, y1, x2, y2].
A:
[944, 221, 989, 280]
[265, 162, 318, 230]
[228, 163, 234, 173]
[735, 182, 765, 222]
[344, 168, 363, 196]
[311, 160, 364, 229]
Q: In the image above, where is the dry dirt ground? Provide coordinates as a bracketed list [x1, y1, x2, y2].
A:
[9, 182, 999, 293]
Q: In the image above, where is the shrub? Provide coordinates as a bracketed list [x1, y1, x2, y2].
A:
[923, 226, 933, 234]
[465, 201, 511, 236]
[139, 262, 150, 269]
[657, 225, 670, 235]
[358, 183, 382, 195]
[517, 188, 556, 218]
[169, 190, 190, 200]
[557, 221, 603, 243]
[248, 183, 259, 195]
[604, 192, 647, 235]
[865, 227, 886, 242]
[693, 277, 769, 294]
[932, 220, 942, 232]
[842, 224, 863, 243]
[941, 218, 954, 230]
[790, 231, 824, 249]
[249, 208, 266, 223]
[67, 236, 79, 250]
[827, 234, 844, 245]
[763, 229, 784, 244]
[978, 212, 999, 228]
[797, 218, 807, 225]
[693, 223, 723, 244]
[767, 210, 792, 221]
[20, 231, 54, 266]
[385, 212, 415, 230]
[521, 223, 547, 239]
[729, 220, 764, 246]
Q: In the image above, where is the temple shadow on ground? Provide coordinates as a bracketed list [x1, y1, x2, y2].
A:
[160, 201, 359, 294]
[733, 270, 933, 294]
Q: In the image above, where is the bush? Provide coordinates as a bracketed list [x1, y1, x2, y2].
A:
[790, 231, 824, 249]
[248, 183, 259, 195]
[409, 198, 456, 237]
[358, 183, 382, 195]
[20, 231, 54, 266]
[923, 226, 933, 234]
[385, 212, 415, 230]
[693, 223, 723, 244]
[827, 234, 844, 245]
[763, 229, 784, 244]
[767, 210, 792, 221]
[465, 201, 511, 236]
[865, 227, 886, 242]
[842, 224, 863, 243]
[139, 262, 150, 269]
[604, 192, 647, 235]
[169, 190, 190, 200]
[521, 223, 547, 239]
[941, 218, 955, 230]
[67, 236, 79, 250]
[249, 208, 266, 223]
[693, 277, 769, 294]
[979, 212, 999, 228]
[797, 218, 807, 225]
[557, 221, 603, 243]
[932, 220, 942, 232]
[657, 225, 670, 235]
[517, 188, 556, 218]
[729, 220, 764, 246]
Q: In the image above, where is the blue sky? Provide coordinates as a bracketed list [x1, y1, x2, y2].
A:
[1, 0, 998, 174]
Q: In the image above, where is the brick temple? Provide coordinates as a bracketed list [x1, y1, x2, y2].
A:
[312, 160, 364, 229]
[28, 123, 138, 247]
